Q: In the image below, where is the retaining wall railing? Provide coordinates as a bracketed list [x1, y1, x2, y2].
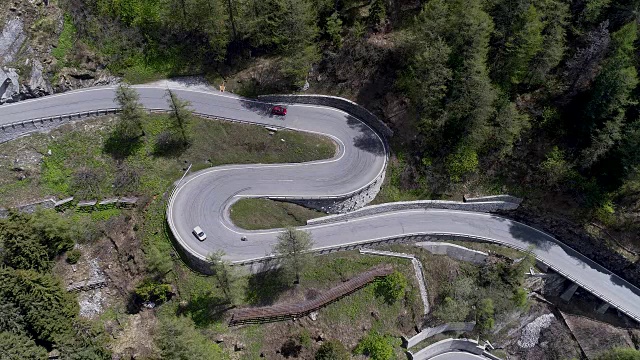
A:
[306, 199, 520, 226]
[402, 322, 476, 349]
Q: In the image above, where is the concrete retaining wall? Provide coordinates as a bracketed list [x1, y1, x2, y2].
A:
[306, 199, 519, 225]
[465, 195, 522, 204]
[403, 322, 476, 349]
[258, 94, 393, 138]
[415, 242, 488, 264]
[408, 339, 486, 360]
[359, 249, 430, 315]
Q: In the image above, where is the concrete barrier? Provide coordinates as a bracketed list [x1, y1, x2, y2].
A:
[408, 338, 488, 360]
[359, 249, 430, 315]
[415, 242, 488, 264]
[258, 94, 393, 138]
[403, 322, 476, 349]
[465, 195, 522, 204]
[306, 199, 519, 225]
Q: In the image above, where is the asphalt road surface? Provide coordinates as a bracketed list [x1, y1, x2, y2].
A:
[2, 86, 640, 323]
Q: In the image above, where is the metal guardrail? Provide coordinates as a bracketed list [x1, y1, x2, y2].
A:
[0, 108, 121, 131]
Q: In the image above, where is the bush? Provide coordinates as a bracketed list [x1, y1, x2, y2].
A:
[476, 298, 495, 333]
[433, 296, 470, 323]
[135, 279, 172, 303]
[354, 331, 394, 360]
[66, 249, 81, 264]
[299, 330, 312, 348]
[375, 271, 407, 304]
[596, 347, 640, 360]
[316, 339, 349, 360]
[446, 144, 479, 182]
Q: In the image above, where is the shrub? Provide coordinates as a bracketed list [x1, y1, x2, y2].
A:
[135, 279, 172, 303]
[316, 339, 349, 360]
[434, 296, 470, 323]
[375, 271, 407, 304]
[446, 144, 479, 182]
[476, 298, 495, 333]
[354, 331, 394, 360]
[596, 347, 640, 360]
[299, 329, 312, 348]
[66, 249, 81, 264]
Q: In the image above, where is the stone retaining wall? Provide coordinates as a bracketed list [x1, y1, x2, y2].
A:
[415, 242, 488, 264]
[281, 167, 385, 214]
[307, 199, 519, 225]
[257, 94, 393, 138]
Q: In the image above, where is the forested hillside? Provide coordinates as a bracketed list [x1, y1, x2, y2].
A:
[58, 0, 640, 249]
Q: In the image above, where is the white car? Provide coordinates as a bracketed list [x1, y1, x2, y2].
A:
[192, 226, 207, 241]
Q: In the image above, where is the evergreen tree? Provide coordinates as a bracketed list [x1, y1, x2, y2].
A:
[0, 268, 78, 344]
[114, 83, 145, 140]
[503, 4, 544, 85]
[273, 227, 314, 284]
[581, 21, 638, 168]
[491, 99, 530, 158]
[0, 331, 47, 360]
[325, 11, 343, 48]
[207, 250, 237, 303]
[526, 0, 569, 85]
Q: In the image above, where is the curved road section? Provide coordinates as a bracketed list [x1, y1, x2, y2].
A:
[1, 86, 640, 323]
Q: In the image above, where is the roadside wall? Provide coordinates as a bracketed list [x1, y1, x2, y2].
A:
[0, 109, 120, 143]
[465, 195, 522, 204]
[282, 167, 385, 214]
[403, 322, 476, 349]
[415, 242, 488, 264]
[306, 199, 519, 225]
[408, 339, 486, 360]
[258, 94, 393, 138]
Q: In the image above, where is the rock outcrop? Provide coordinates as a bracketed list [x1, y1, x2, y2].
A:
[0, 66, 20, 103]
[0, 18, 26, 64]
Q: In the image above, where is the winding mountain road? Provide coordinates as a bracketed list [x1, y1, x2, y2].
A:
[1, 86, 640, 323]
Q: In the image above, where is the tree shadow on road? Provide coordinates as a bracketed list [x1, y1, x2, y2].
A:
[346, 115, 385, 156]
[238, 98, 275, 118]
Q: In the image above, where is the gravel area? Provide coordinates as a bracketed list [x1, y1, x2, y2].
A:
[517, 313, 555, 348]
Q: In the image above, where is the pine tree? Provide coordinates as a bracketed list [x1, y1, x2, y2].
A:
[114, 83, 145, 140]
[273, 227, 314, 284]
[581, 21, 638, 168]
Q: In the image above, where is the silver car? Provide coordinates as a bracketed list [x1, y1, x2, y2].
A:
[192, 226, 207, 241]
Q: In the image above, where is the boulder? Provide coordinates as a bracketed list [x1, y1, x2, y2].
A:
[25, 60, 53, 98]
[0, 67, 20, 103]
